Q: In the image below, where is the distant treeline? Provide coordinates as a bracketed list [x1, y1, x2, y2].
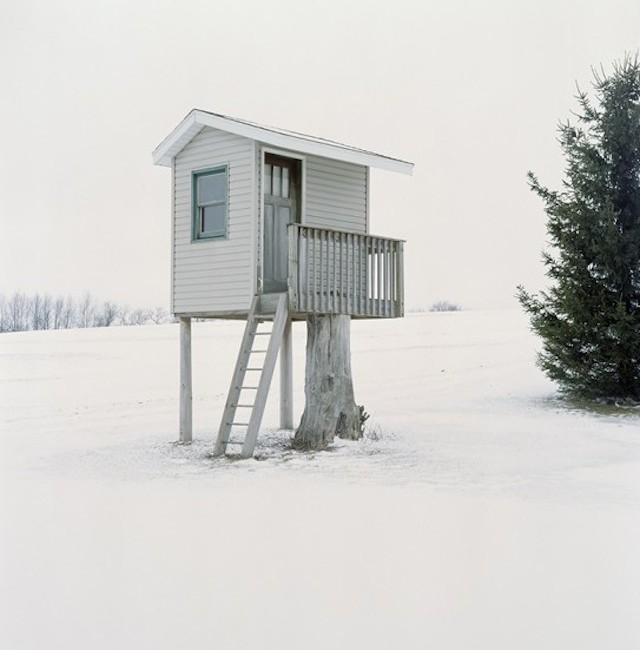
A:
[0, 292, 171, 333]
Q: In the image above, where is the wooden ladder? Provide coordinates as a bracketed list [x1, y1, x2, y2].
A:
[213, 293, 289, 458]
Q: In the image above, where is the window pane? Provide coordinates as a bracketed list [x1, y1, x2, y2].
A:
[282, 167, 289, 198]
[198, 172, 226, 205]
[201, 203, 226, 235]
[264, 164, 271, 195]
[272, 165, 281, 197]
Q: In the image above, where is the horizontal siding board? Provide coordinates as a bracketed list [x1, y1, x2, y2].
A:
[305, 167, 366, 184]
[173, 250, 251, 261]
[305, 154, 367, 235]
[306, 186, 365, 200]
[173, 126, 255, 314]
[176, 259, 252, 272]
[174, 285, 252, 296]
[174, 264, 252, 277]
[306, 156, 367, 173]
[174, 286, 251, 297]
[174, 292, 251, 306]
[174, 288, 251, 298]
[305, 204, 366, 220]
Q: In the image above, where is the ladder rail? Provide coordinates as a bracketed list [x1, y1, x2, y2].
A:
[241, 293, 289, 458]
[213, 293, 289, 458]
[213, 296, 260, 456]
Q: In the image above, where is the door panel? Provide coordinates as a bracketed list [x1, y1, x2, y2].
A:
[263, 155, 298, 293]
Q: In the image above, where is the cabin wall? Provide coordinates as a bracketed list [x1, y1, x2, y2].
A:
[173, 127, 256, 315]
[304, 156, 368, 234]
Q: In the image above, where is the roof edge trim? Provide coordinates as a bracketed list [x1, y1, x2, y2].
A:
[152, 109, 414, 175]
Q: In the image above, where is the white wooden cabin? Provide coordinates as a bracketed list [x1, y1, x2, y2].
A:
[153, 110, 413, 455]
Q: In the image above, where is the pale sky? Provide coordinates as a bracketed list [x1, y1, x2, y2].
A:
[1, 0, 639, 311]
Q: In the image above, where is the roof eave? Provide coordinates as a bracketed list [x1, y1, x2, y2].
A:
[152, 109, 414, 175]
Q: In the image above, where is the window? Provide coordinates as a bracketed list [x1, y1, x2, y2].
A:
[192, 167, 228, 240]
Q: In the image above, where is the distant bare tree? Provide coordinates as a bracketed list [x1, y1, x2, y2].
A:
[7, 293, 28, 332]
[97, 301, 119, 327]
[77, 293, 96, 328]
[128, 308, 150, 325]
[0, 295, 7, 332]
[41, 294, 53, 330]
[61, 296, 76, 329]
[52, 296, 65, 329]
[117, 305, 130, 326]
[30, 293, 42, 331]
[148, 306, 168, 324]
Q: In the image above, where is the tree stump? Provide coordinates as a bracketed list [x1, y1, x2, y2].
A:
[293, 314, 362, 450]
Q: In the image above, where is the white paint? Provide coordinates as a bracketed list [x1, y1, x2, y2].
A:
[179, 317, 192, 442]
[173, 127, 255, 314]
[279, 318, 293, 430]
[305, 156, 368, 234]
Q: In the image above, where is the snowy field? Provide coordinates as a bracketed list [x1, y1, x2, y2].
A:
[1, 310, 639, 649]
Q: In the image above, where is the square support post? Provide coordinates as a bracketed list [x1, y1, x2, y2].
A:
[279, 318, 294, 430]
[179, 317, 192, 443]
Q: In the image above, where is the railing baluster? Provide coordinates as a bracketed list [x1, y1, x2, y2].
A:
[310, 228, 316, 313]
[368, 237, 371, 316]
[389, 241, 396, 316]
[355, 234, 360, 316]
[288, 224, 298, 311]
[369, 236, 373, 315]
[301, 227, 307, 312]
[384, 239, 388, 317]
[343, 233, 348, 314]
[318, 230, 327, 312]
[347, 234, 356, 314]
[397, 241, 404, 317]
[364, 236, 369, 316]
[332, 231, 337, 313]
[320, 230, 329, 313]
[339, 232, 344, 314]
[325, 230, 333, 312]
[313, 230, 322, 312]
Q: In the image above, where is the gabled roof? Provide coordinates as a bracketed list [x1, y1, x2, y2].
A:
[152, 109, 414, 175]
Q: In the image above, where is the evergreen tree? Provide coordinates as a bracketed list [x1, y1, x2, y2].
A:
[518, 56, 640, 401]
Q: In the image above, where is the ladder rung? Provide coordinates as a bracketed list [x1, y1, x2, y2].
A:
[254, 332, 271, 336]
[240, 386, 258, 390]
[245, 367, 262, 371]
[251, 350, 268, 353]
[233, 404, 254, 408]
[231, 422, 250, 427]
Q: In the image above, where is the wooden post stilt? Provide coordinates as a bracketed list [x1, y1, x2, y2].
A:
[179, 317, 192, 443]
[280, 318, 294, 430]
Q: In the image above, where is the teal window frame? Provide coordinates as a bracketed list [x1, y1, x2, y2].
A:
[192, 166, 229, 241]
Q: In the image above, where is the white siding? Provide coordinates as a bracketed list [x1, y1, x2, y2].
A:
[173, 127, 256, 314]
[304, 156, 368, 234]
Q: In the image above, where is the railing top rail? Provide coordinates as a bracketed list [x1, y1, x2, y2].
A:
[287, 222, 406, 244]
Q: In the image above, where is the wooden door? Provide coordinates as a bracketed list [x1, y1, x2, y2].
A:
[263, 154, 298, 293]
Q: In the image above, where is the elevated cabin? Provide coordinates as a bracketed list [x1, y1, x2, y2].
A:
[153, 110, 414, 455]
[153, 110, 413, 320]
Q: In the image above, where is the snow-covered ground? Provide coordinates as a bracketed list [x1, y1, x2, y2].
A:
[1, 311, 639, 649]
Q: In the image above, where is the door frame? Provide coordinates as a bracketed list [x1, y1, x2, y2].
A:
[259, 147, 306, 294]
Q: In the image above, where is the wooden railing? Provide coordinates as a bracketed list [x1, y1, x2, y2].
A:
[287, 223, 404, 318]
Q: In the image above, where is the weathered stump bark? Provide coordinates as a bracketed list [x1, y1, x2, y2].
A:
[293, 314, 361, 450]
